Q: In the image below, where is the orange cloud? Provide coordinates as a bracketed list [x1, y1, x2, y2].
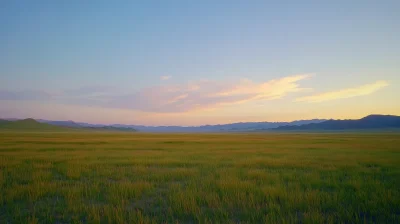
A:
[213, 74, 310, 98]
[108, 74, 311, 112]
[0, 74, 312, 113]
[295, 80, 389, 103]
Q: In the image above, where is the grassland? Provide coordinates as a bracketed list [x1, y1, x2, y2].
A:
[0, 131, 399, 223]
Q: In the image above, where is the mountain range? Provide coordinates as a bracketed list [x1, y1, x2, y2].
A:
[273, 115, 400, 131]
[2, 115, 400, 132]
[36, 119, 327, 132]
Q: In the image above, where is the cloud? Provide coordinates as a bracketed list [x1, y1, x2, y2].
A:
[160, 76, 171, 80]
[0, 74, 312, 113]
[295, 80, 389, 103]
[63, 86, 113, 97]
[0, 90, 52, 101]
[104, 74, 311, 112]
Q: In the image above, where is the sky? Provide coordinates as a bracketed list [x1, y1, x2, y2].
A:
[1, 0, 399, 126]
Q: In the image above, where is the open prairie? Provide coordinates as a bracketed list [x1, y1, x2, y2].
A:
[0, 131, 399, 223]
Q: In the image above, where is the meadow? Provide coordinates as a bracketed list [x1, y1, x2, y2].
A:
[0, 131, 399, 223]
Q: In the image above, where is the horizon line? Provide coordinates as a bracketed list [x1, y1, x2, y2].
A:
[1, 114, 398, 127]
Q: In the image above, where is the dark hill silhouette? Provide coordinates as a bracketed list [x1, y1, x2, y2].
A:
[0, 119, 136, 132]
[274, 115, 400, 131]
[0, 118, 69, 131]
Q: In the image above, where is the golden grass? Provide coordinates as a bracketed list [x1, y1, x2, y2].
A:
[0, 132, 399, 223]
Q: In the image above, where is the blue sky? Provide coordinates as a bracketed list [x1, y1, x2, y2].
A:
[1, 1, 399, 125]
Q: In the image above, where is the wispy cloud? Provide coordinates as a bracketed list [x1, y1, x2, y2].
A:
[295, 80, 389, 103]
[160, 76, 171, 80]
[104, 74, 311, 112]
[63, 86, 113, 97]
[0, 90, 51, 101]
[0, 74, 312, 113]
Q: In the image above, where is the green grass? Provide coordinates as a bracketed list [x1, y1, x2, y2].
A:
[0, 132, 399, 223]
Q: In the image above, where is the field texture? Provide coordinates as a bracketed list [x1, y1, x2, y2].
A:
[0, 132, 399, 223]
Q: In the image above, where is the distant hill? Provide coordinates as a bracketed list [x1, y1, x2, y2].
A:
[109, 119, 327, 132]
[7, 115, 399, 132]
[36, 120, 82, 128]
[0, 118, 71, 131]
[37, 119, 106, 128]
[274, 115, 400, 131]
[84, 126, 137, 132]
[36, 118, 326, 132]
[0, 119, 136, 132]
[38, 120, 136, 132]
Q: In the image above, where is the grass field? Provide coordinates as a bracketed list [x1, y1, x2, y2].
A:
[0, 131, 399, 223]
